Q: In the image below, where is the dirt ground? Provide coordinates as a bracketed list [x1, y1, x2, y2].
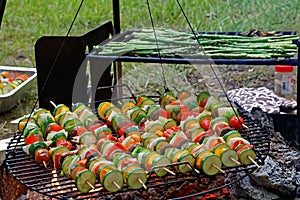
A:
[0, 84, 38, 140]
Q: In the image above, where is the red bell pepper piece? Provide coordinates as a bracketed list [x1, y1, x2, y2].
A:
[163, 126, 180, 140]
[115, 142, 128, 152]
[136, 96, 145, 107]
[105, 115, 111, 127]
[56, 139, 73, 150]
[77, 158, 87, 167]
[84, 148, 99, 159]
[54, 153, 62, 169]
[118, 122, 135, 136]
[120, 160, 140, 170]
[72, 126, 88, 136]
[105, 135, 116, 141]
[159, 109, 170, 118]
[90, 123, 105, 135]
[180, 105, 190, 121]
[117, 135, 125, 142]
[49, 124, 63, 132]
[140, 121, 146, 132]
[25, 134, 39, 145]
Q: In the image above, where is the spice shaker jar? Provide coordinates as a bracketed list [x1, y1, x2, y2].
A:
[274, 65, 294, 100]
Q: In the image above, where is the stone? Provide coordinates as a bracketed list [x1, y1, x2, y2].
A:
[237, 175, 281, 200]
[251, 156, 297, 196]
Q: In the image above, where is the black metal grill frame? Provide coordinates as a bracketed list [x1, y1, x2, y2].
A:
[10, 20, 297, 199]
[86, 29, 299, 111]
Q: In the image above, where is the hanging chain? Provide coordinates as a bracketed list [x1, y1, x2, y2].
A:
[16, 0, 86, 152]
[146, 0, 169, 92]
[175, 0, 241, 116]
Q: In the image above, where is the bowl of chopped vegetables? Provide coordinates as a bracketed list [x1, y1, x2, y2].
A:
[0, 66, 36, 113]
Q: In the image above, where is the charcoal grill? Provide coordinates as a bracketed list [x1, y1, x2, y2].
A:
[5, 104, 271, 199]
[4, 0, 300, 199]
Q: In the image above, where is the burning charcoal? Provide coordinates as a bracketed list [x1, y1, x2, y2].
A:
[201, 177, 210, 184]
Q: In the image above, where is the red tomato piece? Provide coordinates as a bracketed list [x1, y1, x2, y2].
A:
[200, 119, 210, 131]
[35, 149, 51, 166]
[230, 116, 245, 130]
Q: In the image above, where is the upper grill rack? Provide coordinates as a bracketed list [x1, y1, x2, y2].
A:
[88, 30, 299, 66]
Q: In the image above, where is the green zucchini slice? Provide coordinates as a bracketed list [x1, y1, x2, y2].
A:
[75, 169, 96, 193]
[102, 170, 124, 192]
[177, 152, 195, 173]
[151, 155, 171, 177]
[220, 149, 239, 167]
[239, 149, 256, 165]
[126, 167, 147, 190]
[62, 155, 80, 178]
[201, 154, 222, 176]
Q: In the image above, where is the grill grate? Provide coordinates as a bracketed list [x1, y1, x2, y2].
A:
[5, 106, 271, 199]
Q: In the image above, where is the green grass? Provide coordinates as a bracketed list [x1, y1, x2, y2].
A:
[0, 0, 299, 67]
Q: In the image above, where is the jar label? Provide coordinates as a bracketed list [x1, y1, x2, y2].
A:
[281, 75, 293, 94]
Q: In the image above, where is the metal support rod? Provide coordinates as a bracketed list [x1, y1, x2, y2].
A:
[112, 0, 122, 98]
[0, 0, 6, 28]
[293, 38, 300, 138]
[112, 0, 120, 34]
